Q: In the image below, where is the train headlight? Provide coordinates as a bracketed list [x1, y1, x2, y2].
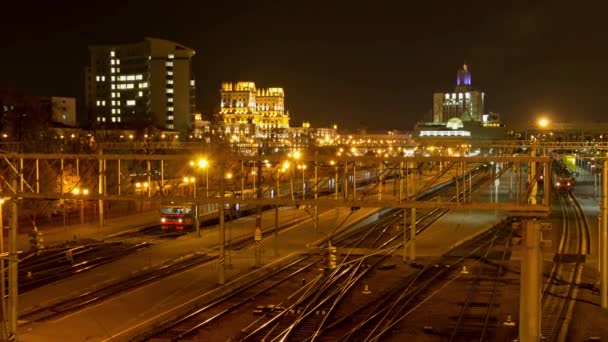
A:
[161, 217, 166, 223]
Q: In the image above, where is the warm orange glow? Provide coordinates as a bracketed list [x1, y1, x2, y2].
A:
[537, 118, 549, 128]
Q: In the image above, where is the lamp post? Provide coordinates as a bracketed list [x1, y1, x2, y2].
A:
[182, 177, 196, 197]
[196, 159, 209, 198]
[297, 164, 307, 198]
[72, 188, 89, 225]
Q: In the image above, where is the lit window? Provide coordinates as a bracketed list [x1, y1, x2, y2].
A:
[111, 117, 116, 122]
[111, 68, 116, 73]
[165, 61, 173, 67]
[117, 92, 120, 98]
[168, 54, 175, 59]
[117, 109, 121, 114]
[101, 100, 106, 106]
[136, 74, 143, 80]
[110, 51, 115, 57]
[97, 117, 101, 122]
[127, 75, 135, 81]
[111, 101, 116, 106]
[111, 84, 116, 89]
[116, 59, 120, 65]
[138, 91, 143, 97]
[116, 100, 121, 105]
[116, 68, 120, 73]
[117, 117, 121, 122]
[127, 100, 136, 106]
[167, 71, 173, 76]
[167, 106, 174, 111]
[112, 109, 116, 114]
[139, 82, 148, 88]
[102, 117, 106, 122]
[166, 88, 173, 94]
[168, 97, 173, 103]
[111, 60, 115, 65]
[167, 124, 174, 129]
[190, 80, 195, 86]
[96, 100, 100, 106]
[167, 115, 174, 120]
[111, 76, 115, 81]
[126, 83, 134, 89]
[167, 79, 173, 85]
[111, 92, 116, 98]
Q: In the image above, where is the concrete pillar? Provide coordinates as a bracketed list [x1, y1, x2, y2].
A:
[410, 208, 416, 260]
[601, 160, 608, 309]
[8, 178, 18, 341]
[519, 219, 542, 341]
[529, 148, 537, 205]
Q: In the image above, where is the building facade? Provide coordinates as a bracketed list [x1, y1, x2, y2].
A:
[433, 64, 484, 123]
[85, 37, 196, 134]
[219, 81, 290, 138]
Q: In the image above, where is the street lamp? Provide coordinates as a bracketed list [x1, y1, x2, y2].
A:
[197, 159, 209, 197]
[297, 164, 307, 198]
[182, 177, 196, 197]
[72, 188, 89, 224]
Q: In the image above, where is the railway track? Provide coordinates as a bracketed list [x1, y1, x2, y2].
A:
[447, 219, 514, 341]
[540, 190, 589, 341]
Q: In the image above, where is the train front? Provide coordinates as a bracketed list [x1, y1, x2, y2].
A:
[160, 204, 193, 230]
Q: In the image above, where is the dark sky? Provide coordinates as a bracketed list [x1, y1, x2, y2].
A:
[1, 1, 607, 130]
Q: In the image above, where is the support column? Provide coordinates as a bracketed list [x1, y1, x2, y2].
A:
[118, 159, 122, 196]
[519, 219, 542, 342]
[314, 161, 319, 238]
[98, 153, 104, 228]
[410, 208, 416, 260]
[219, 161, 226, 284]
[195, 204, 200, 238]
[274, 206, 279, 257]
[146, 160, 151, 198]
[378, 162, 383, 201]
[399, 161, 404, 202]
[528, 148, 537, 205]
[0, 200, 6, 340]
[35, 159, 39, 194]
[403, 209, 407, 261]
[601, 160, 608, 309]
[8, 178, 17, 341]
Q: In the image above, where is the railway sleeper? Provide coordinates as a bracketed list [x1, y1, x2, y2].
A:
[553, 253, 586, 263]
[457, 301, 499, 308]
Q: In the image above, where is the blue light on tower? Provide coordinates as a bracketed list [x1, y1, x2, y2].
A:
[456, 63, 472, 86]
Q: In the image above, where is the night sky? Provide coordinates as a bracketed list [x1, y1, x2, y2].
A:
[1, 1, 607, 130]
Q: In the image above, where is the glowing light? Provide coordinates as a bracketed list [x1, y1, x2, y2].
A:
[537, 118, 549, 128]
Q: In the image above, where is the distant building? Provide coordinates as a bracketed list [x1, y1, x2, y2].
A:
[415, 63, 505, 143]
[85, 37, 196, 135]
[433, 64, 484, 123]
[219, 81, 290, 138]
[47, 97, 77, 127]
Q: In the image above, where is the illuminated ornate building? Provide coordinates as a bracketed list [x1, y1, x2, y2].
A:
[219, 81, 290, 138]
[433, 63, 484, 123]
[85, 37, 196, 135]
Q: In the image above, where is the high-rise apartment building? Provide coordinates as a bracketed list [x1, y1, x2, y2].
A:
[85, 37, 196, 134]
[433, 64, 484, 123]
[219, 81, 290, 137]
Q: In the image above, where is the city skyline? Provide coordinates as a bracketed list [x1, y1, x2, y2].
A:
[1, 1, 606, 130]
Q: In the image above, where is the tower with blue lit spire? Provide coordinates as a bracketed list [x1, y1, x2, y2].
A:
[455, 63, 472, 91]
[432, 62, 484, 122]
